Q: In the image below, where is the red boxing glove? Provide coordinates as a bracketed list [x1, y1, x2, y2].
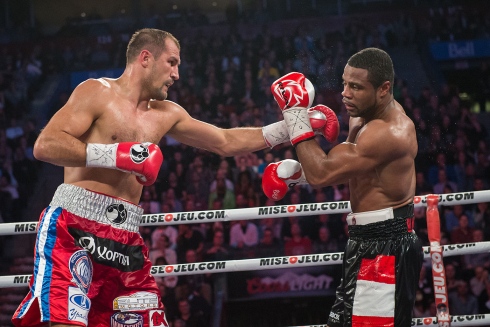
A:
[270, 72, 315, 110]
[262, 105, 340, 147]
[308, 104, 340, 143]
[262, 159, 307, 201]
[86, 142, 163, 186]
[270, 72, 315, 145]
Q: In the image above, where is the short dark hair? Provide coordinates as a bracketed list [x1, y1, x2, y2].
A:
[126, 28, 180, 64]
[347, 47, 394, 94]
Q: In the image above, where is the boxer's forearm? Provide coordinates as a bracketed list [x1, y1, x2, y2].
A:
[33, 131, 88, 167]
[192, 127, 268, 157]
[221, 127, 269, 155]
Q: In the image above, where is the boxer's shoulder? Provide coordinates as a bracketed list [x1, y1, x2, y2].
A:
[149, 99, 178, 109]
[77, 78, 112, 90]
[355, 119, 408, 158]
[363, 110, 413, 141]
[149, 99, 189, 117]
[71, 78, 115, 104]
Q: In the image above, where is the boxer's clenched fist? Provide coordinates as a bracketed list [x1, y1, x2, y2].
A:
[262, 104, 340, 147]
[308, 105, 340, 143]
[270, 72, 316, 145]
[262, 159, 307, 201]
[86, 142, 163, 186]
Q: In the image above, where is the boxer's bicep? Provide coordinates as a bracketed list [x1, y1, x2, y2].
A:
[301, 123, 397, 186]
[168, 110, 265, 156]
[167, 108, 225, 149]
[307, 142, 377, 186]
[33, 80, 104, 164]
[353, 122, 406, 169]
[44, 80, 104, 138]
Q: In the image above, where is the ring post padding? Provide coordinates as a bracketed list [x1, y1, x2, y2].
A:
[426, 194, 450, 327]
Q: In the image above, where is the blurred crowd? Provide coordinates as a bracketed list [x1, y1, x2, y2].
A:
[1, 2, 490, 326]
[0, 47, 41, 223]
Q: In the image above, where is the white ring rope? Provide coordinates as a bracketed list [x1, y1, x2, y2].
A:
[289, 314, 490, 326]
[1, 190, 490, 326]
[1, 241, 489, 288]
[0, 190, 488, 236]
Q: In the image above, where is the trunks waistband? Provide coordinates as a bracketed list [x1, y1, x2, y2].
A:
[50, 183, 143, 232]
[346, 203, 414, 226]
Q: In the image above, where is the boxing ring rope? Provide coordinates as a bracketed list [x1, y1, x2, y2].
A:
[1, 190, 488, 235]
[287, 314, 490, 327]
[1, 241, 489, 287]
[1, 190, 490, 326]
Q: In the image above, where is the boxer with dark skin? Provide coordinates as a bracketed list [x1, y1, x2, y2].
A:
[296, 53, 417, 213]
[263, 48, 423, 327]
[297, 48, 422, 327]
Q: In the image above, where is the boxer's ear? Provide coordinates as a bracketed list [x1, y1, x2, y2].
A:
[140, 50, 152, 67]
[378, 80, 391, 97]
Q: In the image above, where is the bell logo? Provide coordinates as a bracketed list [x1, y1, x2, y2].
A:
[165, 266, 174, 273]
[289, 257, 298, 264]
[414, 196, 421, 204]
[150, 310, 168, 327]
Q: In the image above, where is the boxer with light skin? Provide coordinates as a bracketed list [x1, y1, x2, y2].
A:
[12, 29, 337, 327]
[263, 48, 423, 326]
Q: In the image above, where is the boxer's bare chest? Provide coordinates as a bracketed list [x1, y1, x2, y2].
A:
[88, 102, 171, 145]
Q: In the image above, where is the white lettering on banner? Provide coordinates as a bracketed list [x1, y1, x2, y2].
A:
[448, 42, 475, 58]
[247, 271, 333, 294]
[289, 275, 334, 291]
